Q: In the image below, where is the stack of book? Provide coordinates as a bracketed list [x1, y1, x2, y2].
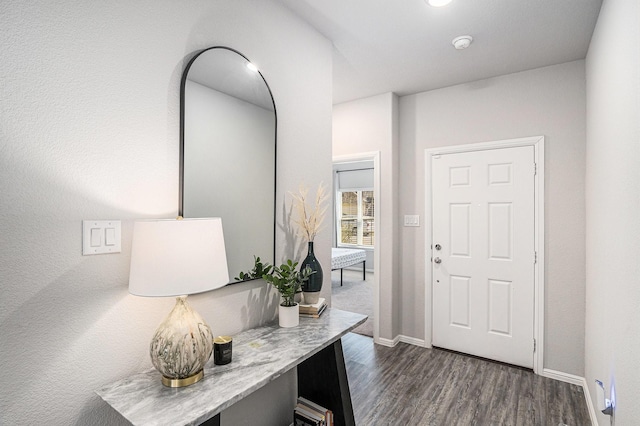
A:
[293, 396, 333, 426]
[299, 298, 327, 318]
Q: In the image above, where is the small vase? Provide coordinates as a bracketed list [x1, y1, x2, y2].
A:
[301, 241, 323, 304]
[279, 303, 299, 327]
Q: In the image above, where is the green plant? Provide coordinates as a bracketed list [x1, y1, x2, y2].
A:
[262, 260, 314, 307]
[234, 256, 273, 281]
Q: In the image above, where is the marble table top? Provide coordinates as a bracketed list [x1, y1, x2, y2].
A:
[96, 308, 367, 426]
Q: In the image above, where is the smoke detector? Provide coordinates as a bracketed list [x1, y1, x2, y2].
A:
[452, 35, 473, 50]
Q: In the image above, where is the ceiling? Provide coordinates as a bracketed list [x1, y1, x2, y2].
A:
[274, 0, 603, 104]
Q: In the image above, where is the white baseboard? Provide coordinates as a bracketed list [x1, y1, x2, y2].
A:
[540, 368, 584, 385]
[376, 335, 400, 347]
[580, 377, 599, 426]
[541, 369, 597, 426]
[375, 335, 428, 348]
[399, 335, 427, 347]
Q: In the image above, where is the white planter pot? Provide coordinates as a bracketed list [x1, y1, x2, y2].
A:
[278, 304, 299, 328]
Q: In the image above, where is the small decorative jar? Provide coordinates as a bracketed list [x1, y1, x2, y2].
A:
[213, 336, 233, 365]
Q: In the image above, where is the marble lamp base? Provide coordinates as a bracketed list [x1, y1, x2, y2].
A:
[149, 296, 214, 387]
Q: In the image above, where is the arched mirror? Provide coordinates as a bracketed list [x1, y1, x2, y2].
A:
[179, 46, 276, 285]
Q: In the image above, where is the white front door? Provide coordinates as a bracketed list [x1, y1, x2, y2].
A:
[431, 146, 535, 368]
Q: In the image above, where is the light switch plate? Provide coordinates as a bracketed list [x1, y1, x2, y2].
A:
[404, 215, 420, 227]
[83, 220, 121, 255]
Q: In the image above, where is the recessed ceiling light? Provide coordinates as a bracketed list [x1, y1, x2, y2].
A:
[452, 35, 473, 50]
[427, 0, 453, 7]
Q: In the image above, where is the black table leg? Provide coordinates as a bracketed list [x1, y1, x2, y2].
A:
[298, 339, 355, 426]
[200, 413, 220, 426]
[362, 260, 366, 280]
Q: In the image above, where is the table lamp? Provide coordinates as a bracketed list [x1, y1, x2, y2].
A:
[129, 217, 229, 387]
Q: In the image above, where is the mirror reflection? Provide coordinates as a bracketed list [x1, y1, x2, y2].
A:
[180, 47, 276, 284]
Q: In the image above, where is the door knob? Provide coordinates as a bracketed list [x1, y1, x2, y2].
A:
[433, 257, 442, 264]
[434, 244, 442, 251]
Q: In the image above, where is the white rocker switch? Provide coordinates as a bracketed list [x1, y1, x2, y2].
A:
[404, 215, 420, 227]
[90, 228, 102, 247]
[83, 220, 121, 255]
[105, 228, 116, 246]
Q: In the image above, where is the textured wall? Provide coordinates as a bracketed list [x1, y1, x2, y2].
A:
[399, 61, 586, 376]
[0, 0, 332, 425]
[585, 0, 640, 423]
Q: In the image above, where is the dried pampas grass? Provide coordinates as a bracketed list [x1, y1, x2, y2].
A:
[290, 183, 329, 242]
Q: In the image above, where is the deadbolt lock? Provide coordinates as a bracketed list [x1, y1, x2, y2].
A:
[434, 244, 442, 251]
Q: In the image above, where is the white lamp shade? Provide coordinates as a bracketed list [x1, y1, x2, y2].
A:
[129, 218, 229, 297]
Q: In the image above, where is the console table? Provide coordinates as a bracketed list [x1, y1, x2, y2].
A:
[96, 308, 367, 425]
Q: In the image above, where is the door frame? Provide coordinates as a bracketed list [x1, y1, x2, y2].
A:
[424, 136, 545, 374]
[333, 151, 381, 343]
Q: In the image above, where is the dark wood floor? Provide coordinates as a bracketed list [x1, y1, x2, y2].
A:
[342, 333, 591, 426]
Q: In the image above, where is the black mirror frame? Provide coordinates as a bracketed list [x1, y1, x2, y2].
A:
[178, 46, 277, 285]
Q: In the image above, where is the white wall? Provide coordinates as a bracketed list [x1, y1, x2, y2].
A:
[333, 92, 401, 339]
[585, 0, 640, 423]
[399, 61, 586, 375]
[0, 1, 333, 425]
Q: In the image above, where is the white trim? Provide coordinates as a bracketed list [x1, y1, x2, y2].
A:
[399, 335, 428, 347]
[336, 243, 374, 250]
[376, 335, 429, 348]
[333, 152, 381, 345]
[376, 335, 400, 347]
[581, 377, 599, 426]
[540, 368, 584, 386]
[424, 136, 545, 374]
[541, 370, 598, 426]
[534, 139, 545, 375]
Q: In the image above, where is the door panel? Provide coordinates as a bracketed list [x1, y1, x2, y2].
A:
[432, 146, 535, 368]
[488, 202, 512, 260]
[450, 275, 471, 328]
[450, 203, 471, 256]
[488, 278, 512, 336]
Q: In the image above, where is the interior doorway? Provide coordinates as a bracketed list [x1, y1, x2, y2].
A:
[332, 152, 380, 341]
